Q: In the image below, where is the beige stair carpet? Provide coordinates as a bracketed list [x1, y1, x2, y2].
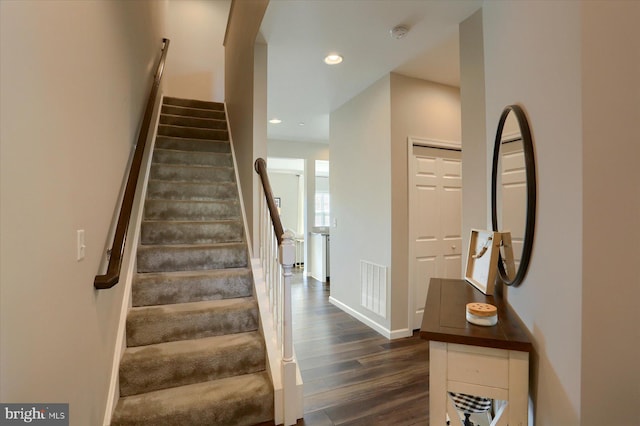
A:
[110, 97, 273, 426]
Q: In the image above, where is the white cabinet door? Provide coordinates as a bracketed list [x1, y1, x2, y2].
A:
[410, 146, 462, 329]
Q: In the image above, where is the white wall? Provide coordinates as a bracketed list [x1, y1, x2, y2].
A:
[268, 172, 301, 234]
[224, 0, 269, 255]
[252, 41, 269, 256]
[0, 1, 165, 424]
[268, 139, 329, 161]
[330, 75, 393, 332]
[580, 1, 640, 423]
[459, 9, 487, 267]
[165, 0, 229, 102]
[482, 2, 583, 423]
[475, 1, 640, 423]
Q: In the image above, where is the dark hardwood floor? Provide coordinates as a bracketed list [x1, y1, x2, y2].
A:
[290, 271, 430, 426]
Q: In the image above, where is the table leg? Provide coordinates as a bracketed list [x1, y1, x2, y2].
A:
[508, 350, 529, 426]
[430, 341, 448, 425]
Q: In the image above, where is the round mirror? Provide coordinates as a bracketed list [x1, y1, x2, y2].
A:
[491, 105, 536, 286]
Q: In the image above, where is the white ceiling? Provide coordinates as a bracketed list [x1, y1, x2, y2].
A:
[259, 0, 482, 143]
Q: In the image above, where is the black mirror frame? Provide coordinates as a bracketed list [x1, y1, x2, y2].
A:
[491, 104, 536, 287]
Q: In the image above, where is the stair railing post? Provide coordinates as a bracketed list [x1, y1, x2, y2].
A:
[279, 230, 297, 425]
[279, 230, 295, 361]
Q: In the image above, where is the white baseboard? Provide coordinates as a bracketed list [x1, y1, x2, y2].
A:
[390, 327, 413, 340]
[328, 296, 412, 340]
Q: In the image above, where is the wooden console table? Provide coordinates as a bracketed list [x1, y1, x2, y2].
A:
[420, 278, 533, 425]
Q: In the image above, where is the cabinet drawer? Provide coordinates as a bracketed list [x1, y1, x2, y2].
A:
[447, 344, 509, 389]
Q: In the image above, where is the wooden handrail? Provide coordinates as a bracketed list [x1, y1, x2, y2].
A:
[94, 38, 170, 289]
[255, 158, 285, 245]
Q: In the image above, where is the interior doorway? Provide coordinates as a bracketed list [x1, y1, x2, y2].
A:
[408, 141, 463, 330]
[266, 157, 305, 267]
[309, 160, 330, 282]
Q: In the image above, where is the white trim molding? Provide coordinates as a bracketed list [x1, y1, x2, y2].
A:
[329, 296, 412, 340]
[408, 136, 461, 151]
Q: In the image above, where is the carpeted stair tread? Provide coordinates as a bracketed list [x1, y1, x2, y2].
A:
[158, 124, 228, 141]
[111, 371, 273, 426]
[113, 96, 274, 425]
[143, 199, 241, 221]
[132, 268, 253, 307]
[126, 298, 258, 347]
[155, 135, 231, 153]
[140, 220, 244, 245]
[146, 180, 237, 201]
[152, 148, 232, 167]
[162, 103, 226, 120]
[160, 113, 227, 130]
[119, 332, 266, 396]
[163, 96, 225, 111]
[149, 163, 235, 183]
[137, 242, 248, 273]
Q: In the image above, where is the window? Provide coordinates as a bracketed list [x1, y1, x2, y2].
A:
[315, 192, 330, 226]
[315, 160, 330, 227]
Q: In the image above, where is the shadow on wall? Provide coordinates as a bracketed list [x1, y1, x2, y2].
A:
[530, 324, 579, 425]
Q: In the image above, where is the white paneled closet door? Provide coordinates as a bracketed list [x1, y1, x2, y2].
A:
[409, 145, 462, 330]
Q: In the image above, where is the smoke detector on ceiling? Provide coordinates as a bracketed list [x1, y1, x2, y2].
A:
[390, 25, 410, 39]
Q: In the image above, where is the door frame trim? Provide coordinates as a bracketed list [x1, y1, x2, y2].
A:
[409, 136, 462, 151]
[407, 136, 461, 330]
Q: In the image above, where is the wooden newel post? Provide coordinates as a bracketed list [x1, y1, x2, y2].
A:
[279, 230, 297, 425]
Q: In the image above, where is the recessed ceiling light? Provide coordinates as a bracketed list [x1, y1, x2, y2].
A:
[269, 118, 282, 124]
[324, 54, 343, 65]
[298, 122, 305, 126]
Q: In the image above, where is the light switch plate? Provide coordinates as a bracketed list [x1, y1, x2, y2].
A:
[77, 230, 85, 261]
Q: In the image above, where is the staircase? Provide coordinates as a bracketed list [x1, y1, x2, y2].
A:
[111, 97, 274, 426]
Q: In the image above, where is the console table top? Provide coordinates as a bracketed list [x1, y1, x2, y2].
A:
[420, 278, 533, 352]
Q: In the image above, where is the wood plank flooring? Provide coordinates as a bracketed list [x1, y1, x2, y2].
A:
[290, 272, 430, 426]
